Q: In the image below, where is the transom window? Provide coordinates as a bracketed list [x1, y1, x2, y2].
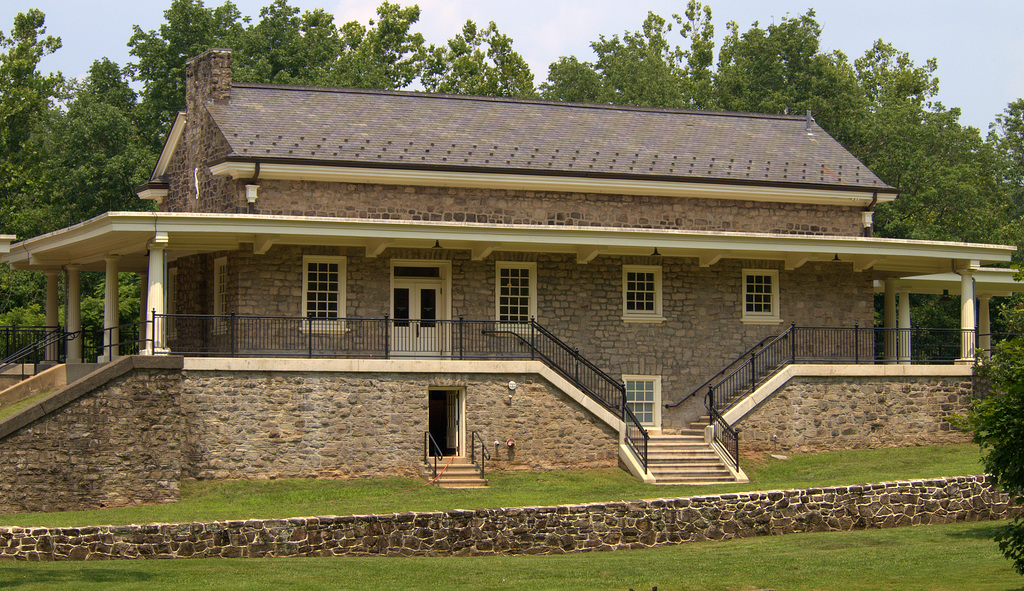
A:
[622, 265, 663, 321]
[624, 375, 661, 428]
[303, 256, 346, 319]
[742, 269, 780, 323]
[496, 262, 536, 322]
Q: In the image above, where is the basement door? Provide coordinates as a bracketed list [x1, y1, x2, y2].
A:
[427, 389, 463, 457]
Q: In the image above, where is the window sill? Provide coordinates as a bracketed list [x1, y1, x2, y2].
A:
[622, 316, 666, 323]
[741, 317, 782, 325]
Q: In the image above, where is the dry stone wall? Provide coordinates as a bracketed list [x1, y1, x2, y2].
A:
[0, 475, 1014, 561]
[739, 376, 974, 453]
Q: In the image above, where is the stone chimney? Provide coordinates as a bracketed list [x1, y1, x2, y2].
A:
[185, 48, 232, 115]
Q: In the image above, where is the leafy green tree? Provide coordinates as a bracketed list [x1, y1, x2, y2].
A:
[954, 339, 1024, 574]
[422, 20, 534, 98]
[327, 2, 425, 90]
[18, 59, 156, 237]
[0, 9, 64, 236]
[128, 0, 245, 145]
[539, 56, 604, 103]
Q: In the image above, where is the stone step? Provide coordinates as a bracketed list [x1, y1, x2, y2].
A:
[422, 457, 488, 488]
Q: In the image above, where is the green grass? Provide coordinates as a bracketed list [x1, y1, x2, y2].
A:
[0, 443, 986, 528]
[0, 389, 53, 421]
[0, 520, 1020, 590]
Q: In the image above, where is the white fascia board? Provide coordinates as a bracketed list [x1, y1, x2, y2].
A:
[209, 161, 894, 207]
[152, 112, 186, 179]
[0, 235, 15, 254]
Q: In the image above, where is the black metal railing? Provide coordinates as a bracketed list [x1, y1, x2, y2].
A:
[623, 406, 649, 473]
[669, 333, 779, 409]
[469, 430, 490, 480]
[0, 326, 68, 380]
[423, 431, 445, 478]
[708, 404, 739, 471]
[701, 324, 982, 473]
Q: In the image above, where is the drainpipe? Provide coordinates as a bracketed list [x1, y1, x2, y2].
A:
[862, 192, 878, 237]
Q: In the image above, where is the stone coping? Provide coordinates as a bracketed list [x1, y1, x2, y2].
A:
[0, 356, 183, 441]
[0, 474, 1014, 561]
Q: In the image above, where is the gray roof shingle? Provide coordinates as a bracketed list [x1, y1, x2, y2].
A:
[206, 83, 894, 194]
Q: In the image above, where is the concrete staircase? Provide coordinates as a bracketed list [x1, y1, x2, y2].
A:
[647, 430, 736, 485]
[422, 456, 488, 488]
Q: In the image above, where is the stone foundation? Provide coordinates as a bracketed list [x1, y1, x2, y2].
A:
[0, 475, 1014, 561]
[739, 375, 974, 453]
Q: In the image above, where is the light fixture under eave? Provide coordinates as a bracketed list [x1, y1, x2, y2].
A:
[832, 253, 841, 262]
[432, 240, 442, 249]
[652, 247, 661, 256]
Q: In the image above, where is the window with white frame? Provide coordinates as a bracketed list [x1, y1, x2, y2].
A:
[623, 375, 661, 428]
[622, 265, 663, 321]
[302, 256, 346, 319]
[213, 257, 228, 316]
[742, 269, 780, 323]
[496, 262, 536, 322]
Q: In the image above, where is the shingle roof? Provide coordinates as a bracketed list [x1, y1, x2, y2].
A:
[206, 83, 894, 194]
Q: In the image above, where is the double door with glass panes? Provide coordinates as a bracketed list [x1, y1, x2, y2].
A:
[391, 265, 447, 355]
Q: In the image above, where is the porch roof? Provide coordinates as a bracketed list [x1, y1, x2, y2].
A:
[877, 268, 1024, 297]
[0, 211, 1013, 277]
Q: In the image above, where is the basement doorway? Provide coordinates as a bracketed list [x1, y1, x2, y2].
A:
[427, 388, 463, 457]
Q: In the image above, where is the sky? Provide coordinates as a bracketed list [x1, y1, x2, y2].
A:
[2, 0, 1022, 132]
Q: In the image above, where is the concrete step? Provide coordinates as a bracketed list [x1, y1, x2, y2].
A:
[422, 457, 488, 488]
[641, 434, 737, 485]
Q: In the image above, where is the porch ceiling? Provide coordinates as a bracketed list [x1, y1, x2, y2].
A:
[0, 211, 1014, 276]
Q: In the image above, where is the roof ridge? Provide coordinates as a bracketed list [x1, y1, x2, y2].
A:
[227, 81, 808, 122]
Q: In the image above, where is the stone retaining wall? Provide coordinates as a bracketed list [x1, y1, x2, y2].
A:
[739, 375, 974, 453]
[0, 475, 1014, 561]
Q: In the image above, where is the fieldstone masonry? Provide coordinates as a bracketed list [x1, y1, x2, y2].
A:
[739, 376, 974, 453]
[0, 476, 1015, 561]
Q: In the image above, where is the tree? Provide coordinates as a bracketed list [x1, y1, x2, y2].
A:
[541, 3, 714, 109]
[17, 59, 156, 237]
[327, 2, 425, 90]
[0, 9, 64, 236]
[422, 20, 534, 98]
[128, 0, 245, 146]
[954, 339, 1024, 574]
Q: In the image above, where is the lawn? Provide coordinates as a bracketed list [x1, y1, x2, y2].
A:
[0, 443, 986, 528]
[0, 520, 1020, 590]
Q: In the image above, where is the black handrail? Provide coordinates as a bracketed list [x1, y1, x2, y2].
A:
[469, 430, 490, 480]
[707, 401, 739, 472]
[667, 333, 779, 409]
[622, 406, 649, 473]
[423, 431, 444, 478]
[0, 326, 68, 379]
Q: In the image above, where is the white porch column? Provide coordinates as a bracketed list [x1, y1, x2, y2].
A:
[138, 272, 148, 349]
[978, 295, 992, 357]
[102, 255, 121, 362]
[44, 269, 59, 362]
[144, 235, 168, 354]
[958, 263, 977, 362]
[897, 288, 912, 364]
[66, 265, 82, 364]
[883, 278, 897, 363]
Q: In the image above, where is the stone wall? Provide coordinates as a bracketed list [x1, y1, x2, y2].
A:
[231, 179, 865, 236]
[173, 244, 874, 428]
[738, 375, 974, 453]
[179, 370, 618, 480]
[0, 475, 1014, 561]
[0, 367, 183, 514]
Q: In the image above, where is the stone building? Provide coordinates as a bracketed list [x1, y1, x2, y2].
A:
[0, 49, 1017, 508]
